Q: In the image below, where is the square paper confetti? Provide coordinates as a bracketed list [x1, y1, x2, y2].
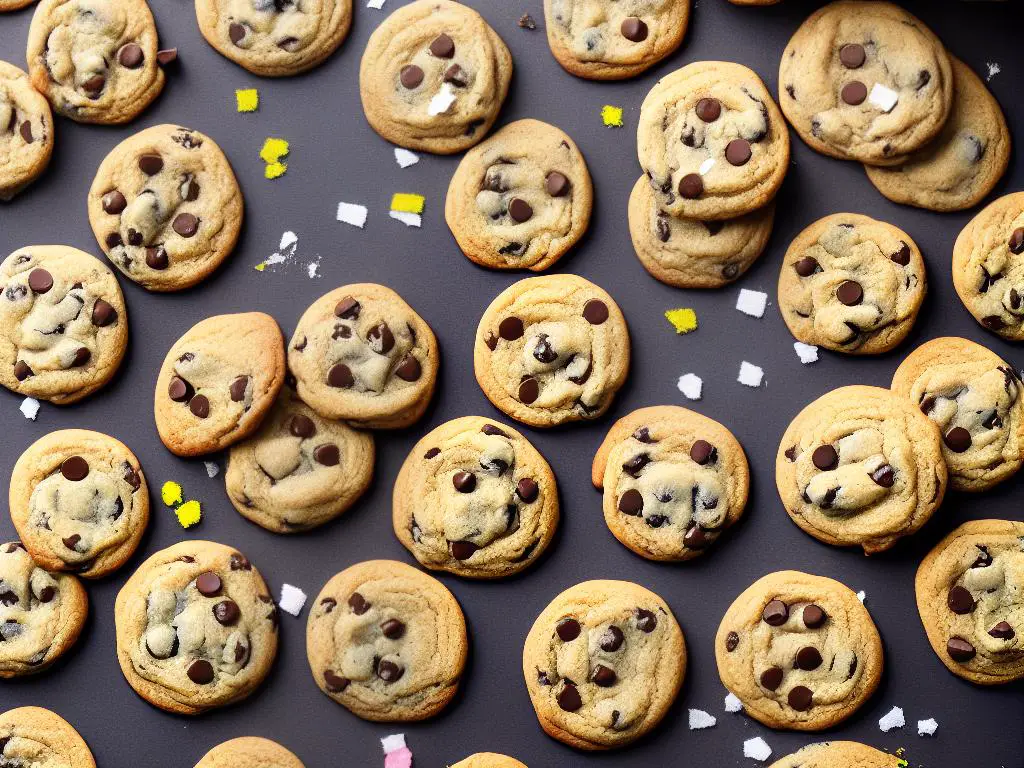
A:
[794, 342, 819, 364]
[677, 373, 703, 400]
[389, 211, 422, 227]
[688, 709, 717, 730]
[736, 289, 767, 318]
[725, 692, 743, 712]
[743, 737, 772, 762]
[394, 148, 419, 168]
[235, 88, 259, 113]
[665, 308, 698, 334]
[19, 397, 40, 420]
[738, 361, 764, 387]
[601, 105, 623, 127]
[278, 584, 307, 616]
[917, 717, 938, 736]
[879, 706, 905, 732]
[390, 193, 425, 214]
[337, 202, 368, 228]
[175, 500, 202, 529]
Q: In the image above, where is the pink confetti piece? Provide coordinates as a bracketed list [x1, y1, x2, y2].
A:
[384, 747, 412, 768]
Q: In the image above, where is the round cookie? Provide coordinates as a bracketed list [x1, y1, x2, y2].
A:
[716, 570, 883, 731]
[225, 387, 375, 533]
[0, 541, 87, 677]
[777, 385, 946, 554]
[451, 755, 527, 768]
[542, 0, 690, 81]
[627, 176, 775, 288]
[393, 416, 559, 578]
[306, 559, 467, 722]
[892, 337, 1024, 492]
[777, 213, 926, 354]
[288, 284, 439, 429]
[114, 540, 279, 715]
[445, 119, 593, 272]
[195, 0, 352, 77]
[769, 742, 900, 768]
[0, 61, 53, 201]
[778, 1, 953, 165]
[637, 61, 790, 221]
[0, 245, 127, 405]
[592, 406, 749, 562]
[10, 429, 149, 578]
[474, 275, 630, 428]
[359, 0, 512, 154]
[155, 312, 285, 457]
[194, 737, 304, 768]
[952, 191, 1024, 339]
[26, 0, 166, 124]
[522, 580, 685, 750]
[916, 520, 1024, 685]
[865, 57, 1010, 212]
[0, 707, 95, 767]
[88, 124, 243, 292]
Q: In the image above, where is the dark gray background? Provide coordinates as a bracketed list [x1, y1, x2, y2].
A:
[1, 1, 1022, 765]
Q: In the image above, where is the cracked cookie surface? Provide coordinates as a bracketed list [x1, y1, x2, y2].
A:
[114, 540, 279, 715]
[445, 119, 593, 272]
[892, 337, 1024, 492]
[226, 386, 375, 533]
[196, 0, 351, 77]
[474, 274, 630, 428]
[359, 0, 512, 154]
[716, 570, 883, 731]
[0, 707, 95, 767]
[154, 312, 285, 456]
[776, 385, 946, 554]
[916, 519, 1024, 685]
[627, 176, 774, 288]
[0, 541, 87, 677]
[10, 429, 149, 578]
[778, 1, 953, 165]
[769, 741, 900, 768]
[288, 283, 438, 429]
[952, 192, 1024, 340]
[777, 213, 926, 354]
[0, 245, 127, 405]
[394, 416, 559, 578]
[27, 0, 166, 124]
[543, 0, 690, 80]
[865, 57, 1010, 212]
[194, 737, 304, 768]
[88, 124, 243, 292]
[451, 755, 527, 768]
[306, 559, 467, 722]
[522, 579, 685, 750]
[0, 61, 53, 201]
[592, 406, 749, 562]
[637, 61, 789, 220]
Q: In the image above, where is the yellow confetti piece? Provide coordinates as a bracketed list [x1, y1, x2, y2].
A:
[390, 193, 425, 214]
[175, 499, 202, 529]
[601, 105, 623, 127]
[260, 137, 289, 164]
[254, 262, 267, 271]
[264, 161, 288, 180]
[236, 88, 259, 113]
[161, 481, 183, 507]
[664, 308, 698, 335]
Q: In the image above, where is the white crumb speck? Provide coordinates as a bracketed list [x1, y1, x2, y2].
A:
[879, 706, 905, 732]
[688, 709, 717, 729]
[794, 342, 819, 364]
[986, 62, 1001, 81]
[19, 397, 40, 420]
[307, 260, 319, 278]
[868, 83, 899, 113]
[427, 84, 457, 116]
[856, 590, 866, 603]
[738, 361, 764, 387]
[699, 157, 716, 175]
[394, 148, 420, 168]
[736, 288, 767, 318]
[278, 230, 297, 251]
[381, 734, 406, 753]
[917, 717, 938, 736]
[278, 584, 307, 616]
[677, 373, 703, 400]
[336, 202, 368, 228]
[743, 737, 772, 762]
[204, 462, 219, 478]
[389, 211, 422, 228]
[725, 692, 743, 712]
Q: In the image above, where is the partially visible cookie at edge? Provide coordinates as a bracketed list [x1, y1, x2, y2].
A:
[769, 742, 900, 768]
[0, 60, 53, 200]
[451, 754, 528, 768]
[193, 737, 304, 768]
[0, 706, 96, 766]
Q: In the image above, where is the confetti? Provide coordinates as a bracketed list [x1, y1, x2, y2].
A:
[161, 481, 183, 507]
[381, 734, 412, 768]
[665, 307, 698, 334]
[738, 361, 764, 387]
[868, 83, 899, 112]
[743, 737, 772, 762]
[601, 105, 623, 127]
[278, 584, 307, 616]
[736, 288, 767, 318]
[367, 0, 386, 7]
[856, 590, 866, 603]
[307, 261, 320, 278]
[260, 138, 289, 179]
[394, 148, 419, 168]
[986, 62, 1001, 81]
[19, 397, 40, 420]
[337, 202, 368, 228]
[204, 462, 219, 478]
[235, 88, 259, 113]
[879, 706, 905, 733]
[677, 373, 703, 400]
[389, 211, 422, 227]
[724, 692, 743, 712]
[256, 231, 298, 271]
[699, 157, 716, 175]
[380, 735, 406, 753]
[917, 717, 938, 736]
[175, 499, 203, 528]
[427, 83, 457, 116]
[390, 193, 425, 214]
[264, 161, 287, 180]
[688, 709, 717, 729]
[794, 342, 819, 364]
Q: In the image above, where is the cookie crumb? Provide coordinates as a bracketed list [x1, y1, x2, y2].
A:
[394, 148, 420, 168]
[794, 342, 819, 364]
[665, 307, 698, 334]
[175, 499, 202, 529]
[917, 717, 938, 736]
[724, 692, 743, 712]
[337, 202, 369, 228]
[743, 737, 772, 762]
[307, 260, 320, 278]
[677, 373, 703, 400]
[737, 361, 764, 387]
[204, 462, 219, 478]
[688, 709, 717, 729]
[879, 706, 905, 733]
[19, 397, 40, 421]
[278, 583, 307, 616]
[986, 62, 1001, 81]
[235, 88, 259, 113]
[736, 288, 767, 318]
[601, 105, 624, 127]
[518, 13, 537, 29]
[856, 590, 866, 603]
[161, 481, 183, 507]
[390, 193, 425, 214]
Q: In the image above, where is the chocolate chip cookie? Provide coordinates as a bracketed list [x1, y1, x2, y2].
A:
[716, 570, 883, 730]
[88, 124, 243, 292]
[306, 559, 468, 721]
[451, 755, 527, 768]
[225, 387, 375, 533]
[10, 429, 148, 578]
[194, 737, 304, 768]
[916, 519, 1024, 685]
[777, 385, 946, 554]
[522, 580, 685, 750]
[0, 245, 127, 405]
[543, 0, 690, 80]
[627, 176, 775, 288]
[0, 541, 87, 677]
[154, 312, 285, 456]
[592, 406, 749, 562]
[0, 706, 95, 767]
[288, 284, 439, 429]
[114, 540, 279, 715]
[26, 0, 167, 124]
[892, 337, 1024, 492]
[769, 742, 900, 768]
[637, 61, 789, 220]
[474, 275, 630, 428]
[865, 57, 1010, 212]
[359, 0, 512, 154]
[445, 119, 593, 272]
[0, 61, 53, 200]
[952, 191, 1024, 339]
[393, 416, 559, 578]
[196, 0, 352, 77]
[777, 213, 926, 354]
[778, 1, 953, 165]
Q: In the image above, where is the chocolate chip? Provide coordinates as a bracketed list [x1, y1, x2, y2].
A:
[424, 447, 441, 459]
[508, 198, 533, 223]
[623, 453, 650, 477]
[430, 33, 455, 58]
[278, 36, 300, 50]
[400, 65, 424, 89]
[213, 599, 240, 626]
[289, 414, 316, 438]
[812, 445, 839, 471]
[972, 547, 992, 568]
[616, 16, 647, 42]
[989, 621, 1014, 639]
[37, 586, 56, 603]
[28, 268, 52, 294]
[58, 455, 89, 481]
[725, 631, 739, 652]
[334, 297, 360, 319]
[518, 376, 539, 404]
[499, 317, 524, 340]
[230, 553, 251, 571]
[196, 572, 222, 596]
[583, 299, 608, 325]
[944, 426, 972, 453]
[187, 659, 215, 684]
[62, 534, 81, 550]
[689, 439, 716, 465]
[168, 376, 193, 402]
[82, 74, 105, 96]
[516, 478, 539, 502]
[762, 599, 788, 626]
[381, 619, 405, 639]
[328, 363, 354, 388]
[870, 464, 895, 487]
[556, 618, 581, 641]
[450, 540, 479, 560]
[172, 213, 199, 237]
[452, 471, 476, 493]
[557, 683, 582, 711]
[156, 48, 178, 66]
[189, 394, 210, 418]
[13, 361, 32, 381]
[592, 664, 617, 687]
[443, 64, 467, 86]
[138, 154, 163, 175]
[839, 43, 866, 68]
[102, 190, 127, 215]
[181, 179, 200, 201]
[146, 247, 169, 269]
[788, 686, 813, 711]
[947, 585, 975, 614]
[618, 488, 643, 515]
[348, 592, 370, 614]
[545, 171, 571, 197]
[229, 22, 246, 44]
[105, 232, 123, 249]
[91, 299, 117, 327]
[684, 525, 709, 549]
[695, 97, 721, 123]
[314, 444, 340, 466]
[600, 625, 624, 652]
[1009, 228, 1024, 255]
[801, 605, 824, 630]
[796, 646, 822, 671]
[891, 242, 911, 265]
[836, 280, 863, 305]
[118, 43, 144, 68]
[725, 139, 752, 166]
[230, 375, 249, 402]
[983, 315, 1006, 331]
[324, 670, 349, 692]
[947, 636, 976, 662]
[19, 121, 33, 143]
[636, 608, 657, 632]
[841, 81, 867, 105]
[678, 173, 703, 199]
[760, 666, 783, 690]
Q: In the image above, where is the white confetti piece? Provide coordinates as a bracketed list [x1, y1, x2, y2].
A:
[381, 734, 406, 753]
[427, 83, 457, 116]
[394, 148, 419, 168]
[879, 706, 905, 733]
[389, 211, 422, 227]
[738, 361, 764, 388]
[19, 397, 40, 420]
[868, 83, 899, 113]
[699, 157, 716, 175]
[688, 709, 717, 729]
[986, 62, 1001, 81]
[367, 0, 385, 8]
[307, 261, 319, 278]
[677, 373, 703, 400]
[278, 230, 297, 251]
[794, 342, 819, 364]
[277, 584, 307, 616]
[204, 462, 219, 478]
[917, 717, 938, 736]
[736, 288, 767, 318]
[743, 737, 772, 762]
[857, 590, 866, 603]
[336, 202, 368, 228]
[725, 692, 743, 712]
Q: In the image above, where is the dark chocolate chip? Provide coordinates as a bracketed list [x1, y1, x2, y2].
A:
[518, 376, 539, 404]
[546, 171, 571, 197]
[189, 394, 210, 418]
[601, 625, 624, 652]
[516, 477, 539, 502]
[499, 317, 524, 340]
[328, 363, 354, 388]
[762, 599, 788, 626]
[60, 455, 89, 481]
[620, 16, 648, 42]
[947, 636, 976, 662]
[556, 618, 581, 641]
[450, 540, 479, 560]
[196, 572, 222, 596]
[91, 299, 117, 326]
[891, 242, 911, 265]
[725, 631, 739, 651]
[508, 198, 533, 223]
[168, 376, 193, 403]
[324, 670, 349, 692]
[592, 664, 617, 687]
[870, 464, 895, 487]
[760, 666, 783, 690]
[172, 213, 199, 237]
[102, 190, 127, 214]
[381, 619, 406, 639]
[118, 43, 144, 68]
[335, 297, 360, 319]
[289, 414, 316, 438]
[690, 439, 716, 465]
[796, 646, 822, 670]
[841, 81, 867, 105]
[989, 621, 1014, 640]
[452, 471, 476, 492]
[944, 426, 972, 453]
[839, 43, 866, 68]
[812, 445, 839, 471]
[213, 599, 240, 625]
[138, 154, 163, 175]
[583, 299, 608, 325]
[230, 375, 249, 402]
[400, 65, 424, 89]
[28, 268, 52, 294]
[636, 608, 657, 632]
[678, 173, 703, 199]
[725, 139, 752, 166]
[429, 33, 455, 58]
[146, 247, 169, 269]
[947, 585, 975, 615]
[314, 444, 340, 466]
[836, 280, 863, 306]
[788, 685, 813, 711]
[557, 683, 582, 711]
[618, 488, 643, 516]
[187, 659, 215, 684]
